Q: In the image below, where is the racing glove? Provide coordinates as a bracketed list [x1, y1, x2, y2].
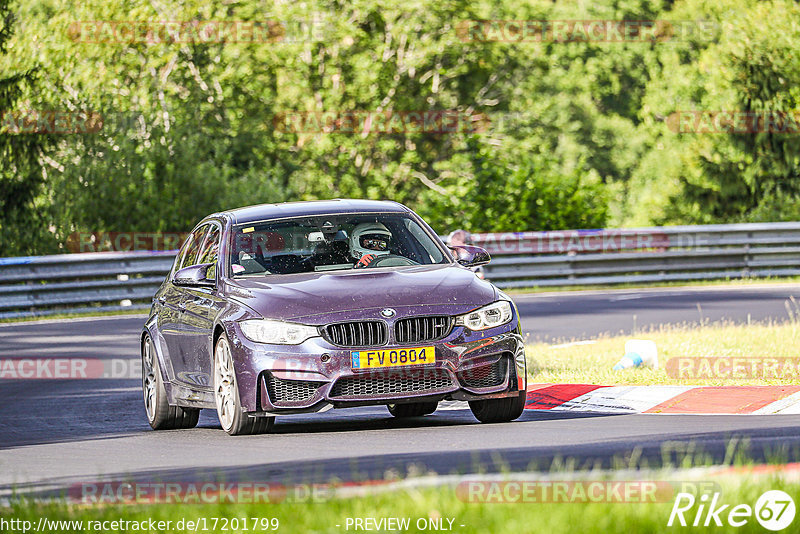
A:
[355, 253, 377, 268]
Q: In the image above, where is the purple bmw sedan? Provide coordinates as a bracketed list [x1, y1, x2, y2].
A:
[141, 200, 527, 435]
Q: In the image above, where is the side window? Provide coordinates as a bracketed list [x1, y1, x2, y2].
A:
[173, 239, 193, 274]
[197, 225, 221, 280]
[179, 225, 209, 270]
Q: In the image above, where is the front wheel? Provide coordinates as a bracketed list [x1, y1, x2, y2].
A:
[142, 334, 199, 430]
[387, 401, 438, 418]
[468, 391, 526, 423]
[214, 335, 274, 436]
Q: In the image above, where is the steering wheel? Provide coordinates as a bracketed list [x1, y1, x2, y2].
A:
[364, 254, 418, 267]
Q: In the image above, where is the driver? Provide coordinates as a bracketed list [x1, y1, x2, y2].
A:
[350, 222, 393, 268]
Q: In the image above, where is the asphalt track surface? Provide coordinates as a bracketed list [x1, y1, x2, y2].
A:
[3, 284, 800, 496]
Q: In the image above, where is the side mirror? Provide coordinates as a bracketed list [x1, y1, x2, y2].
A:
[173, 263, 215, 287]
[449, 245, 491, 267]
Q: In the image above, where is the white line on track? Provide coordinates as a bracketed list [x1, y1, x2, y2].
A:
[0, 314, 147, 328]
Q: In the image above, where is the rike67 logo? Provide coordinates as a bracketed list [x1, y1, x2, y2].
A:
[668, 490, 795, 531]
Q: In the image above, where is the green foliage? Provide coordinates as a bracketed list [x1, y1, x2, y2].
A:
[635, 0, 800, 224]
[416, 137, 608, 232]
[0, 0, 54, 255]
[1, 0, 798, 255]
[7, 475, 800, 534]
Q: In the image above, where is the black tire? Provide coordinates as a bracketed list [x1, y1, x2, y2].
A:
[468, 391, 526, 423]
[223, 410, 275, 436]
[214, 335, 275, 436]
[387, 401, 438, 418]
[142, 335, 200, 430]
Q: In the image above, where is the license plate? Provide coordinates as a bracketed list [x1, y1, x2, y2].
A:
[351, 346, 435, 369]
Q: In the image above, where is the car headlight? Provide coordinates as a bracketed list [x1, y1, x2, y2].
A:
[238, 319, 319, 345]
[454, 300, 513, 331]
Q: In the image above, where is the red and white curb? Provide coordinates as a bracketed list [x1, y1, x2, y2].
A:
[524, 384, 800, 414]
[440, 384, 800, 414]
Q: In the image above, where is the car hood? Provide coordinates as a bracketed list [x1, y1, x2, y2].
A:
[224, 264, 497, 324]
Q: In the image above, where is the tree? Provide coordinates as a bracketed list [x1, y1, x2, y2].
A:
[634, 0, 800, 224]
[0, 0, 53, 255]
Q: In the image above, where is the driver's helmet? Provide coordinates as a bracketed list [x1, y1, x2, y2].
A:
[349, 222, 392, 260]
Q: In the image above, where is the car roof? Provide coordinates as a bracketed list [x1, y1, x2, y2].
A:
[219, 199, 411, 225]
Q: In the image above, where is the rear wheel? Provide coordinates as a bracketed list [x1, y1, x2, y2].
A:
[214, 335, 274, 436]
[142, 335, 199, 430]
[468, 391, 526, 423]
[387, 401, 438, 418]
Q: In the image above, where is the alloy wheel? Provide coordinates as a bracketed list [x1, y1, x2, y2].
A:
[142, 336, 157, 422]
[214, 337, 237, 431]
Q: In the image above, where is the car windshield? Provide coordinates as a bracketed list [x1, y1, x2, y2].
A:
[229, 213, 449, 276]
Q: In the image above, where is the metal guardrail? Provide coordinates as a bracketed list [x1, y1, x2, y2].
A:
[0, 252, 176, 319]
[1, 222, 799, 319]
[474, 222, 800, 288]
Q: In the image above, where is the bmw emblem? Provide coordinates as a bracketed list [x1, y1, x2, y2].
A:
[380, 308, 396, 318]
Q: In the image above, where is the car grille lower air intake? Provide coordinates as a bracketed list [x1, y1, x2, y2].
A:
[330, 369, 454, 398]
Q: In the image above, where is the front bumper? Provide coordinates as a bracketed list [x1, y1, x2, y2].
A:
[227, 319, 526, 414]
